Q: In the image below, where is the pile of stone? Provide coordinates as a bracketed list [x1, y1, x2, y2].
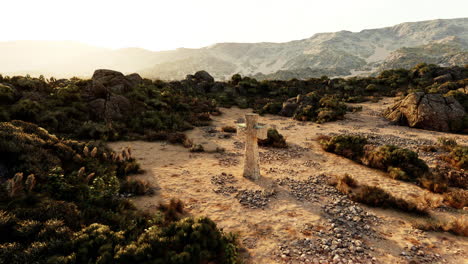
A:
[400, 244, 443, 263]
[276, 174, 340, 202]
[260, 145, 308, 163]
[276, 174, 383, 263]
[233, 141, 245, 150]
[277, 235, 376, 264]
[210, 172, 238, 196]
[321, 197, 379, 239]
[277, 199, 379, 263]
[235, 189, 276, 209]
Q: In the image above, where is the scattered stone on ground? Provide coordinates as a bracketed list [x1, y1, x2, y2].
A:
[233, 141, 245, 149]
[276, 174, 382, 263]
[400, 244, 444, 263]
[210, 172, 276, 208]
[215, 152, 241, 167]
[211, 173, 239, 196]
[236, 189, 277, 209]
[260, 145, 308, 163]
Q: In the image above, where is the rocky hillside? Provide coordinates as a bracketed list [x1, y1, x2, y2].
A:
[1, 18, 467, 80]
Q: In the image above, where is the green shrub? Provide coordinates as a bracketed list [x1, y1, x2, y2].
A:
[437, 136, 458, 147]
[11, 99, 43, 122]
[446, 146, 468, 170]
[258, 128, 287, 148]
[114, 217, 237, 264]
[335, 176, 428, 215]
[319, 135, 368, 160]
[0, 123, 238, 263]
[0, 84, 15, 104]
[443, 189, 468, 209]
[363, 145, 429, 181]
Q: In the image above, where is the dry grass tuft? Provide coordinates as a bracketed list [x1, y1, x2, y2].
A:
[120, 178, 153, 195]
[443, 189, 468, 209]
[414, 216, 468, 237]
[336, 175, 429, 215]
[158, 198, 185, 222]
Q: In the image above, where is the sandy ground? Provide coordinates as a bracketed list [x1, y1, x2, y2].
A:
[109, 98, 468, 264]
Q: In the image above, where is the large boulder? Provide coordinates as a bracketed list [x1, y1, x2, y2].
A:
[194, 70, 214, 83]
[384, 92, 466, 132]
[91, 69, 141, 94]
[279, 93, 319, 118]
[89, 95, 132, 121]
[433, 73, 452, 84]
[279, 101, 299, 117]
[125, 73, 143, 87]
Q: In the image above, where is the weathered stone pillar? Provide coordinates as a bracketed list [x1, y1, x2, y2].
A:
[243, 113, 260, 180]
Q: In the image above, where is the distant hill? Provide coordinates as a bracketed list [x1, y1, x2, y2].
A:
[0, 18, 467, 80]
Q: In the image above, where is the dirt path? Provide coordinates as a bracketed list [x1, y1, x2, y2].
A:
[109, 98, 468, 264]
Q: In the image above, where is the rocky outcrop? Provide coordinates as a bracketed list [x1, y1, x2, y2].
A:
[279, 100, 299, 117]
[186, 70, 214, 83]
[279, 94, 320, 118]
[125, 73, 144, 87]
[91, 69, 142, 94]
[88, 69, 140, 122]
[194, 70, 215, 82]
[384, 92, 466, 132]
[433, 73, 453, 84]
[89, 95, 131, 121]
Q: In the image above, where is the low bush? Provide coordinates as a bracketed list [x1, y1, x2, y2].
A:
[335, 175, 428, 215]
[120, 178, 152, 196]
[437, 137, 458, 148]
[445, 145, 468, 170]
[0, 122, 239, 263]
[414, 216, 468, 237]
[190, 144, 205, 152]
[319, 135, 368, 160]
[443, 189, 468, 209]
[362, 145, 429, 181]
[157, 198, 185, 222]
[167, 132, 189, 146]
[260, 102, 283, 115]
[221, 126, 237, 133]
[258, 128, 287, 148]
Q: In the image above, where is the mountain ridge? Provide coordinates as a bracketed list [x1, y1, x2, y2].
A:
[1, 17, 467, 80]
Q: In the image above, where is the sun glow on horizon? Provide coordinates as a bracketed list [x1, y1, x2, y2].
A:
[1, 0, 467, 52]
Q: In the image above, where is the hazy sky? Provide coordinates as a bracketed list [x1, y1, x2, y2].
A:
[1, 0, 467, 51]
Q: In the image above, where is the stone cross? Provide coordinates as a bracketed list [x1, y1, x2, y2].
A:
[242, 113, 261, 180]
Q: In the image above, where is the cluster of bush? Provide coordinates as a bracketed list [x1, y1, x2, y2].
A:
[333, 175, 467, 237]
[258, 128, 288, 148]
[321, 134, 468, 210]
[0, 74, 218, 142]
[319, 135, 429, 181]
[1, 64, 466, 142]
[0, 121, 238, 263]
[333, 174, 428, 215]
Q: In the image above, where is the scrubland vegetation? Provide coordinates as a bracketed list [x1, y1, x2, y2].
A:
[334, 174, 468, 236]
[0, 121, 238, 263]
[0, 63, 467, 261]
[0, 64, 466, 143]
[321, 134, 468, 214]
[333, 175, 429, 215]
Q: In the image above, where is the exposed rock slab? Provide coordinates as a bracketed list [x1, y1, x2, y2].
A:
[384, 92, 466, 132]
